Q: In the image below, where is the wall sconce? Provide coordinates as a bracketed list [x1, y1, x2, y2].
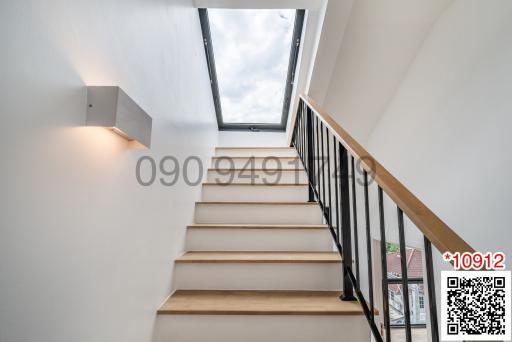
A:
[86, 86, 152, 148]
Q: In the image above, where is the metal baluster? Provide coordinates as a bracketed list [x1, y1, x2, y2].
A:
[351, 156, 360, 286]
[397, 207, 412, 342]
[301, 107, 305, 163]
[339, 143, 355, 301]
[363, 170, 374, 321]
[299, 107, 304, 163]
[333, 137, 340, 240]
[306, 107, 315, 201]
[298, 103, 302, 164]
[292, 104, 298, 149]
[320, 122, 326, 216]
[292, 126, 296, 149]
[315, 115, 320, 198]
[326, 129, 333, 230]
[302, 103, 307, 170]
[378, 187, 391, 342]
[302, 102, 307, 167]
[297, 108, 301, 159]
[309, 108, 316, 196]
[424, 237, 439, 342]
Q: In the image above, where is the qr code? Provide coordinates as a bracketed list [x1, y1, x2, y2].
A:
[441, 271, 511, 340]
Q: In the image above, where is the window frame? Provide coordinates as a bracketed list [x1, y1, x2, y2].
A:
[387, 274, 427, 328]
[198, 8, 305, 131]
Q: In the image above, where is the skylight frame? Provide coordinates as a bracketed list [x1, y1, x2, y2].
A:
[198, 8, 305, 131]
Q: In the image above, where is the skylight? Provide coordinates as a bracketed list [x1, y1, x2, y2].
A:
[199, 9, 304, 130]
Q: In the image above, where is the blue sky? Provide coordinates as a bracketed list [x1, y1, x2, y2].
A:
[208, 9, 295, 124]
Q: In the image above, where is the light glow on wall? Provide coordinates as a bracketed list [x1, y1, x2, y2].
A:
[86, 86, 152, 149]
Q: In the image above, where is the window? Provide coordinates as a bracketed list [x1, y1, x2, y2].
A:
[385, 245, 427, 327]
[198, 8, 305, 131]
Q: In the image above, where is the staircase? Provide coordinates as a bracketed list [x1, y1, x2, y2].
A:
[155, 147, 370, 342]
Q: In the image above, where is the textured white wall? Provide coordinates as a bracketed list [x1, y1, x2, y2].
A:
[0, 1, 217, 342]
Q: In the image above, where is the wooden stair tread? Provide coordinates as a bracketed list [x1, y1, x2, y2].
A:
[176, 251, 341, 263]
[158, 290, 363, 315]
[187, 224, 328, 229]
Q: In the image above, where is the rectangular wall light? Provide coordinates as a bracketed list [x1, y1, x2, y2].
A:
[86, 86, 152, 148]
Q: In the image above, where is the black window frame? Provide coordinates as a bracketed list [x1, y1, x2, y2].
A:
[387, 273, 426, 329]
[198, 8, 305, 131]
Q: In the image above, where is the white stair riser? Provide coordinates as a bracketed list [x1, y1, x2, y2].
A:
[215, 148, 298, 157]
[201, 185, 309, 202]
[185, 228, 333, 251]
[212, 158, 302, 169]
[155, 315, 370, 342]
[173, 263, 342, 290]
[195, 204, 323, 224]
[207, 169, 308, 184]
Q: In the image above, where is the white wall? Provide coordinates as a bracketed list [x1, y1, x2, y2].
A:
[366, 2, 512, 335]
[0, 1, 217, 342]
[305, 0, 353, 105]
[316, 0, 512, 340]
[309, 1, 512, 339]
[367, 0, 512, 265]
[312, 0, 452, 143]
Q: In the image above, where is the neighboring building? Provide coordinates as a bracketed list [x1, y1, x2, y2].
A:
[387, 248, 426, 326]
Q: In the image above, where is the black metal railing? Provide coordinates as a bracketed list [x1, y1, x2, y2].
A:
[290, 95, 463, 342]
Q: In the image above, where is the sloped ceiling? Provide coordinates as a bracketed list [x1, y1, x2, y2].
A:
[309, 0, 453, 143]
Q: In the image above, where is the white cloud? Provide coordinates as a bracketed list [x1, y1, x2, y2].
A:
[208, 9, 295, 124]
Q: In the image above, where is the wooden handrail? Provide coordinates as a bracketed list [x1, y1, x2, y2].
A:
[294, 94, 474, 254]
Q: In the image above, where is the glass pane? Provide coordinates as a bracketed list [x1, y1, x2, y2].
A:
[386, 244, 423, 279]
[388, 284, 426, 326]
[208, 9, 296, 124]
